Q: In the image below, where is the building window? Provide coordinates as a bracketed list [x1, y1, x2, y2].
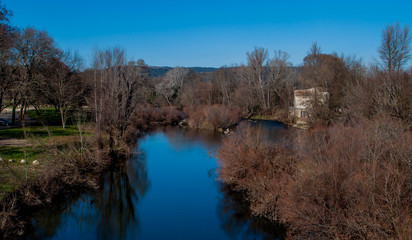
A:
[301, 111, 308, 118]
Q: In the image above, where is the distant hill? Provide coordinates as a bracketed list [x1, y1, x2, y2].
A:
[190, 67, 217, 73]
[148, 66, 217, 77]
[148, 67, 172, 77]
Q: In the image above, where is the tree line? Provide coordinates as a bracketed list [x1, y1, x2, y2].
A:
[1, 0, 411, 142]
[2, 0, 411, 127]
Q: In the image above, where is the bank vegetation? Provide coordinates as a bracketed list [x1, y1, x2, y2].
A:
[217, 23, 412, 239]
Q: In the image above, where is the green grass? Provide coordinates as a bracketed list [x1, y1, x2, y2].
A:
[26, 107, 94, 126]
[250, 115, 277, 120]
[0, 145, 43, 199]
[0, 124, 91, 162]
[0, 146, 26, 160]
[0, 183, 14, 193]
[0, 157, 41, 200]
[0, 146, 46, 162]
[0, 125, 80, 139]
[0, 108, 95, 200]
[0, 127, 85, 199]
[26, 108, 62, 126]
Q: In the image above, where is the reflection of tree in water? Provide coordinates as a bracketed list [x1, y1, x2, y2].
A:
[26, 152, 150, 240]
[217, 183, 286, 240]
[95, 151, 150, 239]
[155, 125, 222, 150]
[25, 192, 89, 239]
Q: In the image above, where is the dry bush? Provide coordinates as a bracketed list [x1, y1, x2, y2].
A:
[183, 106, 203, 129]
[0, 146, 105, 239]
[131, 106, 183, 126]
[185, 104, 240, 130]
[342, 71, 412, 129]
[280, 117, 412, 239]
[55, 136, 109, 174]
[127, 106, 184, 140]
[216, 123, 296, 219]
[203, 105, 240, 130]
[149, 107, 183, 124]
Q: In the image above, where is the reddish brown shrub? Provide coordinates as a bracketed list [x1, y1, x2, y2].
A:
[184, 104, 240, 130]
[280, 117, 412, 239]
[128, 106, 184, 137]
[216, 123, 296, 220]
[183, 106, 204, 129]
[342, 71, 412, 129]
[203, 105, 240, 130]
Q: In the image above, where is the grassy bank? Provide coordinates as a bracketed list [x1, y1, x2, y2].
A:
[249, 108, 291, 125]
[0, 106, 185, 239]
[0, 109, 111, 239]
[0, 125, 91, 199]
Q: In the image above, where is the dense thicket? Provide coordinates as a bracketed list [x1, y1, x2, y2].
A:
[281, 117, 412, 239]
[217, 118, 412, 239]
[217, 123, 296, 220]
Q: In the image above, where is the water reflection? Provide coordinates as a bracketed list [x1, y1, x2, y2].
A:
[26, 150, 150, 240]
[217, 183, 286, 240]
[94, 152, 150, 239]
[152, 125, 222, 150]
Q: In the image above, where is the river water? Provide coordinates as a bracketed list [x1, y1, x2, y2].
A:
[25, 120, 289, 240]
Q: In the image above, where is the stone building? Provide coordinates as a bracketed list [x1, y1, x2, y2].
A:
[290, 87, 329, 126]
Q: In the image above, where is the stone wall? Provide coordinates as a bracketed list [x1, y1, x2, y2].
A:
[291, 88, 329, 125]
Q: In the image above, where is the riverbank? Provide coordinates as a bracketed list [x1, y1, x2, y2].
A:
[0, 121, 111, 238]
[250, 115, 310, 130]
[0, 106, 187, 239]
[249, 108, 294, 127]
[216, 117, 412, 239]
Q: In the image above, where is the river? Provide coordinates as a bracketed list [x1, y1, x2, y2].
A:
[25, 120, 289, 240]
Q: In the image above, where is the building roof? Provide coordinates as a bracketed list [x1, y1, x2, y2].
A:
[294, 87, 328, 97]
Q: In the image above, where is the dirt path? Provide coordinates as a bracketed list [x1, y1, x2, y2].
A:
[0, 137, 28, 147]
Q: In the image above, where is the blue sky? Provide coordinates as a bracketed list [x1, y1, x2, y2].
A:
[4, 0, 412, 67]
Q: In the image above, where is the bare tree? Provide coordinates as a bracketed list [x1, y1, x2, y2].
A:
[246, 47, 268, 109]
[267, 50, 293, 108]
[41, 51, 86, 129]
[91, 47, 148, 150]
[0, 1, 15, 113]
[213, 66, 239, 105]
[155, 67, 190, 105]
[13, 27, 59, 122]
[378, 22, 411, 72]
[301, 42, 323, 88]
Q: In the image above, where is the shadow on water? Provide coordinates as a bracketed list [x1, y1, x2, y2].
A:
[25, 150, 150, 240]
[217, 183, 287, 240]
[152, 125, 223, 149]
[246, 119, 291, 141]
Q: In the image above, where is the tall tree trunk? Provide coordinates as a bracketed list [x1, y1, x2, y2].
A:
[11, 96, 17, 123]
[18, 99, 25, 122]
[259, 78, 266, 109]
[94, 69, 98, 123]
[60, 107, 65, 129]
[0, 91, 3, 114]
